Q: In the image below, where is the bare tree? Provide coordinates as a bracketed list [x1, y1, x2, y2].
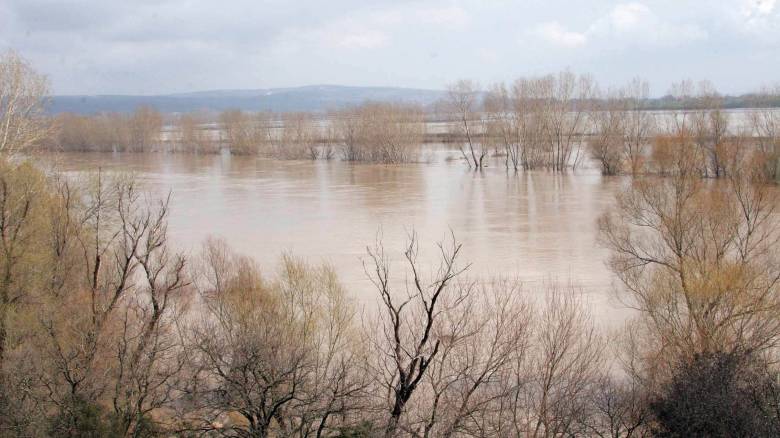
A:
[183, 240, 365, 437]
[621, 78, 655, 176]
[364, 232, 470, 437]
[128, 106, 163, 153]
[35, 173, 189, 436]
[748, 85, 780, 181]
[524, 286, 605, 437]
[484, 83, 521, 170]
[536, 72, 595, 171]
[0, 50, 50, 155]
[690, 81, 730, 178]
[332, 102, 424, 164]
[413, 279, 533, 438]
[0, 161, 46, 369]
[174, 111, 217, 153]
[220, 109, 264, 155]
[599, 161, 780, 360]
[589, 89, 625, 176]
[446, 80, 485, 169]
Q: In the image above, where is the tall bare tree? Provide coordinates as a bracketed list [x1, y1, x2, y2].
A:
[599, 159, 780, 361]
[0, 50, 50, 155]
[621, 78, 655, 176]
[589, 89, 625, 176]
[748, 85, 780, 181]
[364, 232, 470, 437]
[536, 71, 595, 171]
[183, 240, 365, 437]
[446, 80, 485, 169]
[690, 81, 730, 178]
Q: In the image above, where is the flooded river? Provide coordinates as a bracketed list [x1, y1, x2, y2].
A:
[42, 146, 627, 321]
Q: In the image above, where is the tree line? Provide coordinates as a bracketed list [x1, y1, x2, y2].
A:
[447, 74, 780, 177]
[44, 67, 780, 175]
[50, 103, 426, 164]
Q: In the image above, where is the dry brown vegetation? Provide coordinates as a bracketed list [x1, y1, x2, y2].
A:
[54, 107, 163, 152]
[332, 102, 425, 164]
[171, 111, 219, 153]
[463, 71, 596, 171]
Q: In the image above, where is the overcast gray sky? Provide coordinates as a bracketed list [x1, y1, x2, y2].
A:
[1, 0, 778, 96]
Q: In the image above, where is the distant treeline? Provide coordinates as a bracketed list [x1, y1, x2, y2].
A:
[44, 73, 780, 176]
[48, 102, 427, 164]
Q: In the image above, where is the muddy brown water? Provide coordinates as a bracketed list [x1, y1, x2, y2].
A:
[39, 146, 629, 323]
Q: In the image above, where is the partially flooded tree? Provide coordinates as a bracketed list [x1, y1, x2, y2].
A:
[220, 109, 263, 155]
[128, 106, 163, 152]
[690, 81, 731, 178]
[590, 79, 655, 176]
[484, 83, 521, 170]
[173, 111, 217, 153]
[276, 112, 320, 160]
[621, 78, 655, 176]
[511, 78, 549, 170]
[333, 102, 424, 164]
[748, 85, 780, 181]
[446, 80, 485, 169]
[537, 71, 595, 171]
[589, 89, 625, 176]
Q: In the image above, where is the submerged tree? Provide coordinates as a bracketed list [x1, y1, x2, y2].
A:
[446, 80, 486, 169]
[332, 102, 424, 164]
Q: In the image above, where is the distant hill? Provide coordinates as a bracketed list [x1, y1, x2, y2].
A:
[48, 85, 446, 115]
[48, 85, 780, 115]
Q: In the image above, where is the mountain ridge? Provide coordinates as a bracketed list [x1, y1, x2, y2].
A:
[49, 85, 446, 114]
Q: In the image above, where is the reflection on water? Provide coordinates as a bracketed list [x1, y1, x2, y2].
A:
[41, 146, 627, 321]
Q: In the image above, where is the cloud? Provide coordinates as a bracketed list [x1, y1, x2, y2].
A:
[609, 2, 649, 31]
[415, 6, 470, 28]
[738, 0, 779, 38]
[531, 22, 587, 48]
[528, 2, 706, 49]
[744, 0, 777, 16]
[1, 0, 778, 95]
[588, 2, 707, 45]
[271, 3, 472, 54]
[332, 30, 389, 49]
